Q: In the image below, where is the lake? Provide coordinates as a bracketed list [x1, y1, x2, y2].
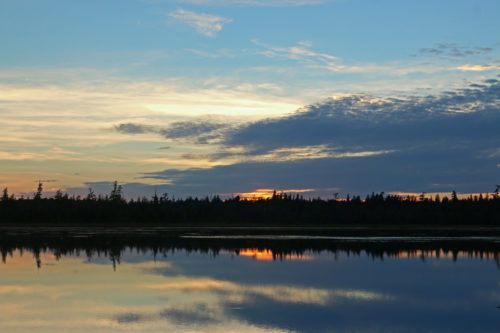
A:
[1, 227, 500, 332]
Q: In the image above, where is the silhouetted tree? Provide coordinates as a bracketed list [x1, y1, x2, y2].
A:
[109, 181, 123, 201]
[86, 188, 96, 201]
[34, 182, 43, 200]
[494, 185, 500, 199]
[153, 188, 159, 205]
[54, 189, 64, 200]
[1, 188, 8, 202]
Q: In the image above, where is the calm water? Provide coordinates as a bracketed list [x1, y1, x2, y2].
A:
[1, 234, 500, 332]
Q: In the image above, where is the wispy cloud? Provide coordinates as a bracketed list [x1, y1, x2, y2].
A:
[252, 39, 344, 71]
[252, 40, 438, 75]
[168, 8, 232, 37]
[457, 64, 500, 72]
[253, 40, 500, 79]
[177, 145, 395, 163]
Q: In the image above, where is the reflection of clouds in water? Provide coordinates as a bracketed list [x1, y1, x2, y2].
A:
[0, 251, 297, 332]
[112, 305, 292, 332]
[2, 248, 499, 332]
[244, 285, 393, 305]
[106, 315, 293, 333]
[0, 285, 35, 294]
[0, 284, 72, 299]
[144, 278, 394, 305]
[121, 278, 394, 331]
[116, 313, 143, 324]
[159, 303, 219, 325]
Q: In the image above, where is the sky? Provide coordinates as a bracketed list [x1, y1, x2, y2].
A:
[0, 0, 499, 199]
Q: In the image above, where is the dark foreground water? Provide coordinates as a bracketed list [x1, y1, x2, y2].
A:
[1, 229, 500, 332]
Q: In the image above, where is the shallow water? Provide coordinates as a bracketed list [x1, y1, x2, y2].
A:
[1, 237, 500, 333]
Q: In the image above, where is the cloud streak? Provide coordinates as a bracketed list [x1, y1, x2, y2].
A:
[168, 9, 232, 37]
[457, 64, 500, 72]
[253, 40, 500, 79]
[252, 39, 345, 72]
[115, 120, 230, 144]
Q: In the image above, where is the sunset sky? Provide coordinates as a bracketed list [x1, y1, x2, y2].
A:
[1, 0, 499, 198]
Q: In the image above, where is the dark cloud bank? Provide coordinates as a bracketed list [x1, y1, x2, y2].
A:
[110, 79, 500, 198]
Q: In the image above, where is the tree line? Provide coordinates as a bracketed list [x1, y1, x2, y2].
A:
[0, 182, 499, 225]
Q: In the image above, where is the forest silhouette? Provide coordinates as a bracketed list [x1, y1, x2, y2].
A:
[0, 182, 499, 225]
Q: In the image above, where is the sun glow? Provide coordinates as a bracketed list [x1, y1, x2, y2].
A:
[234, 188, 314, 200]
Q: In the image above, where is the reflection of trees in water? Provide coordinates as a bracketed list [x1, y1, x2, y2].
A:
[2, 230, 500, 268]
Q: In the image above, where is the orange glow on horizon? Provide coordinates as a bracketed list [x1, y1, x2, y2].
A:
[233, 188, 314, 200]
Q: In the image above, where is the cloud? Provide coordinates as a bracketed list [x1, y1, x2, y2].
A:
[252, 39, 345, 72]
[137, 79, 500, 196]
[159, 304, 219, 325]
[457, 64, 500, 72]
[4, 64, 499, 196]
[115, 313, 143, 324]
[253, 40, 499, 78]
[159, 121, 229, 143]
[115, 120, 230, 144]
[226, 79, 500, 154]
[418, 43, 494, 58]
[252, 40, 439, 75]
[168, 8, 232, 37]
[114, 123, 154, 134]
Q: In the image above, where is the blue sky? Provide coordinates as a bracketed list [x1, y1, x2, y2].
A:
[0, 0, 499, 198]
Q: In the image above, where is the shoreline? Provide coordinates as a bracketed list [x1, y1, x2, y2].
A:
[2, 224, 500, 237]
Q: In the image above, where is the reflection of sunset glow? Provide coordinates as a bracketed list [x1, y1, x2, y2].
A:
[237, 249, 313, 261]
[239, 249, 274, 261]
[234, 188, 314, 200]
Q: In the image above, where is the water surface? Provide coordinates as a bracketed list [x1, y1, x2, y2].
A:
[1, 231, 500, 332]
